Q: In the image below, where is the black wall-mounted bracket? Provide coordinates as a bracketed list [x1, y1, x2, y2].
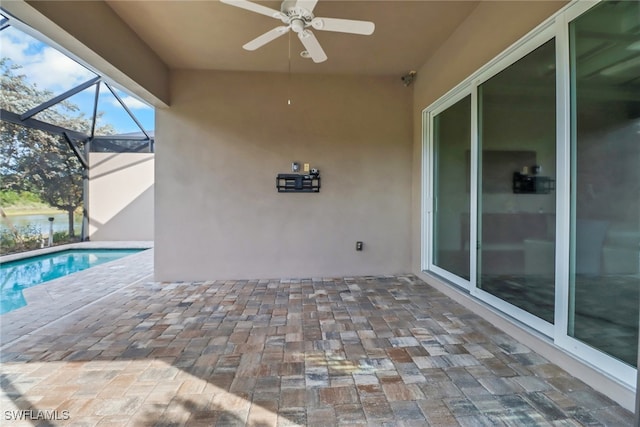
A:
[276, 173, 321, 193]
[513, 172, 555, 194]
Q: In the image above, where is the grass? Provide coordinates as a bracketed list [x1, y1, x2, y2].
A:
[0, 190, 69, 216]
[3, 207, 66, 216]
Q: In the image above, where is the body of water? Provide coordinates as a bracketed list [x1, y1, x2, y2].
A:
[1, 213, 82, 236]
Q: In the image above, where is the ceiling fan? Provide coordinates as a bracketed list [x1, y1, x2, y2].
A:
[220, 0, 375, 63]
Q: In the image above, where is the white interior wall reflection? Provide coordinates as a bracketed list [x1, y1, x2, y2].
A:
[425, 0, 639, 387]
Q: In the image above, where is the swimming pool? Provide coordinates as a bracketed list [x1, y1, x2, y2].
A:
[1, 249, 143, 314]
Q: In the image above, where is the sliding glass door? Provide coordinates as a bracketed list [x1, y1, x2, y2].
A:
[431, 96, 471, 281]
[424, 0, 639, 382]
[568, 0, 640, 367]
[477, 39, 557, 324]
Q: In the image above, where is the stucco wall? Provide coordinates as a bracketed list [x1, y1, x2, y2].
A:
[88, 152, 154, 241]
[155, 71, 412, 281]
[410, 0, 567, 272]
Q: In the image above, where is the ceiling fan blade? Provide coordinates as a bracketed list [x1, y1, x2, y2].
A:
[311, 17, 375, 35]
[243, 26, 289, 51]
[220, 0, 284, 19]
[298, 30, 327, 63]
[294, 0, 318, 13]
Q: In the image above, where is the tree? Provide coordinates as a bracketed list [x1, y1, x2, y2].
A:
[0, 59, 113, 237]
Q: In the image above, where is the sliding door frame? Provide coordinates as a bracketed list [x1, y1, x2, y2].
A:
[423, 86, 473, 291]
[421, 0, 636, 389]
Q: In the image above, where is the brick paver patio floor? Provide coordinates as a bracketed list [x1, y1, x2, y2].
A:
[0, 248, 634, 426]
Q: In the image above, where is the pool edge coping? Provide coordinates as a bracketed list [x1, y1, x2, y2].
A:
[1, 240, 154, 263]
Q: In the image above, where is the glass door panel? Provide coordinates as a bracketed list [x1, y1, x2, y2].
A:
[478, 39, 557, 323]
[432, 96, 471, 280]
[569, 0, 640, 367]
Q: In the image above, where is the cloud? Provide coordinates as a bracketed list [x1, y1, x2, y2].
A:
[109, 94, 151, 110]
[1, 24, 154, 131]
[0, 28, 31, 63]
[1, 27, 94, 92]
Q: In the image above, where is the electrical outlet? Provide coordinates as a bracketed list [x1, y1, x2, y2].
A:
[356, 241, 363, 251]
[303, 163, 310, 173]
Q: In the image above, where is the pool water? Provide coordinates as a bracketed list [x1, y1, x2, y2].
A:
[0, 249, 143, 314]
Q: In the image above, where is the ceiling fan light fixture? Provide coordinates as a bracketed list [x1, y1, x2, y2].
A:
[300, 50, 311, 59]
[291, 18, 305, 33]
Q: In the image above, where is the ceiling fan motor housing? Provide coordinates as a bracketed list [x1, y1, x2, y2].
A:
[280, 0, 314, 29]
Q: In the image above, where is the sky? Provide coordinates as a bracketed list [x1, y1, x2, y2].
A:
[0, 22, 154, 135]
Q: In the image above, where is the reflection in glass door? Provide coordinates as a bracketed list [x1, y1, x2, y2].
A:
[477, 39, 557, 323]
[569, 0, 640, 367]
[432, 96, 471, 280]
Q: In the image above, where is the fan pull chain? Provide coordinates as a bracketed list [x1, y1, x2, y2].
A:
[287, 31, 292, 106]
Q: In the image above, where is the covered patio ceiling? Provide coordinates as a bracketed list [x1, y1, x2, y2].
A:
[104, 0, 480, 76]
[2, 1, 575, 107]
